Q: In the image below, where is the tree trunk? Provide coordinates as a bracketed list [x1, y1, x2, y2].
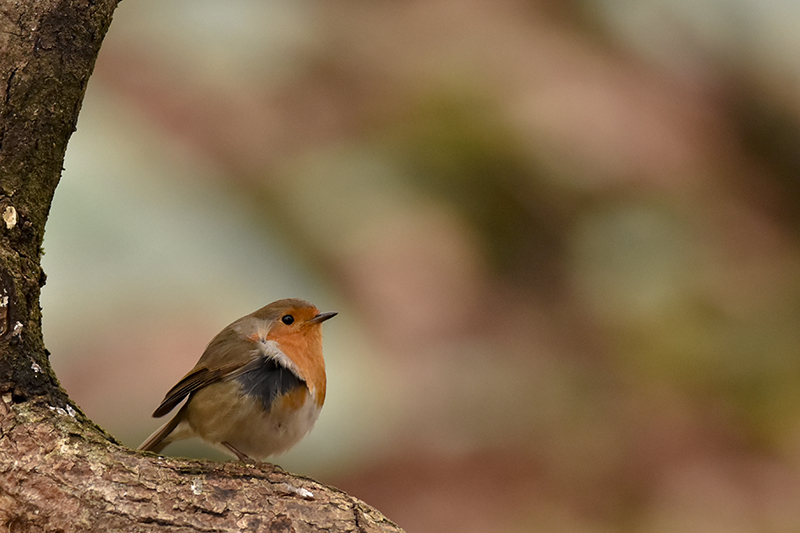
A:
[0, 2, 403, 531]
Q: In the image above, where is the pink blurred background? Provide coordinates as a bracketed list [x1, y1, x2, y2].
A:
[42, 0, 800, 531]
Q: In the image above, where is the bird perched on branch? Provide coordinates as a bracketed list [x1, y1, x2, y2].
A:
[139, 298, 336, 461]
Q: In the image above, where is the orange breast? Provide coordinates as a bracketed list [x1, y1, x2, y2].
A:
[274, 386, 310, 410]
[268, 328, 326, 408]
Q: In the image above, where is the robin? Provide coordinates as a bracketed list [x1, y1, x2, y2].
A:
[139, 298, 336, 461]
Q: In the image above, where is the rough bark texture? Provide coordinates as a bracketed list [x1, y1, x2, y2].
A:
[0, 399, 400, 532]
[0, 2, 403, 531]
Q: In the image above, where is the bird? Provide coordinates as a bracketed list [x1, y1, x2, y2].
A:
[138, 298, 336, 462]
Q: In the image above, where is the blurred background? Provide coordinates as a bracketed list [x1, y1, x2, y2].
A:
[41, 0, 800, 531]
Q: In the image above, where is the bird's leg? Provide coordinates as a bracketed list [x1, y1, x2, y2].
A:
[222, 441, 255, 463]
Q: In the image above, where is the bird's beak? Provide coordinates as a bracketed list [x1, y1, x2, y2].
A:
[308, 311, 337, 324]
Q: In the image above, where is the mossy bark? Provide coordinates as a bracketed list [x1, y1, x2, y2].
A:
[0, 0, 114, 406]
[0, 2, 402, 531]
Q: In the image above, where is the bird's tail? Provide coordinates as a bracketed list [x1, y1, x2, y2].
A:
[138, 413, 183, 453]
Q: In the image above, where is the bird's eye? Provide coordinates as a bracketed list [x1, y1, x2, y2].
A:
[281, 314, 295, 325]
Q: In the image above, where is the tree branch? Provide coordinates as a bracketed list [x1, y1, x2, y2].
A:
[0, 2, 402, 531]
[0, 400, 400, 531]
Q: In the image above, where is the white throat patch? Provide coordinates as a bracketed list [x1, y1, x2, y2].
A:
[258, 338, 306, 386]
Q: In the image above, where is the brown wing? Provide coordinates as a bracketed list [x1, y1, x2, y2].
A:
[151, 326, 263, 418]
[151, 365, 232, 417]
